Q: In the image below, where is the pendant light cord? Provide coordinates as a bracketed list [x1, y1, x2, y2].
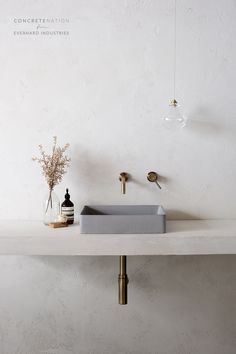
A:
[173, 0, 177, 99]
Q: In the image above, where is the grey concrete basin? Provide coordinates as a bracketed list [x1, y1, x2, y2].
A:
[80, 205, 166, 234]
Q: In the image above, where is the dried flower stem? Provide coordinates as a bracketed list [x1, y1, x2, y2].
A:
[32, 137, 71, 212]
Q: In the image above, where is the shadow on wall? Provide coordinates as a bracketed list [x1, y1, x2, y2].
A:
[31, 255, 117, 290]
[186, 106, 225, 136]
[166, 209, 201, 220]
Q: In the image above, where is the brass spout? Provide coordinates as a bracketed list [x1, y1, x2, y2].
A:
[119, 172, 128, 194]
[118, 256, 128, 305]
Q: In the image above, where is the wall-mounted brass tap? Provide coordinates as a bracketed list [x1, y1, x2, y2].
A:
[119, 172, 128, 194]
[147, 171, 162, 189]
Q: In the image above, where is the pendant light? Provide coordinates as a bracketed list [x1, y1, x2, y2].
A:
[162, 0, 186, 130]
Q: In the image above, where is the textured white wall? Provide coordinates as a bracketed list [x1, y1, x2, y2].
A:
[0, 256, 236, 354]
[0, 0, 236, 219]
[0, 0, 236, 353]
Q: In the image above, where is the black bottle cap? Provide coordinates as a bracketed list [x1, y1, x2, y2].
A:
[65, 188, 70, 200]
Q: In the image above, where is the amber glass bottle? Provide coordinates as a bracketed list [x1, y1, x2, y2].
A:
[61, 188, 74, 224]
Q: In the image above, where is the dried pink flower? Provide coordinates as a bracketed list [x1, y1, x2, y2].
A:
[33, 137, 71, 210]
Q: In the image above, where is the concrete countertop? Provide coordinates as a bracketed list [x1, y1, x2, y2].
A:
[0, 220, 236, 255]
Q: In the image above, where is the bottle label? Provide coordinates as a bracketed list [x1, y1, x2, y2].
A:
[61, 207, 74, 211]
[61, 207, 74, 219]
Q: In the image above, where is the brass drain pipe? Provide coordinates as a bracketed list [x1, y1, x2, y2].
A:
[118, 255, 128, 305]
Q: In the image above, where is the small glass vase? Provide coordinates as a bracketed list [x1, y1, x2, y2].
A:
[43, 189, 60, 225]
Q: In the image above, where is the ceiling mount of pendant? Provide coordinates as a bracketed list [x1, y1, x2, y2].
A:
[170, 99, 178, 106]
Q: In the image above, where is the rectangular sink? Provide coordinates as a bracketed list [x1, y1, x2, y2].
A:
[80, 205, 166, 234]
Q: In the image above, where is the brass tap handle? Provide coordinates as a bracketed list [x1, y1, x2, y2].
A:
[119, 172, 128, 194]
[147, 171, 162, 189]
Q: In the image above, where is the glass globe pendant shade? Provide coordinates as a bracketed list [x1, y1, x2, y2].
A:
[162, 99, 186, 130]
